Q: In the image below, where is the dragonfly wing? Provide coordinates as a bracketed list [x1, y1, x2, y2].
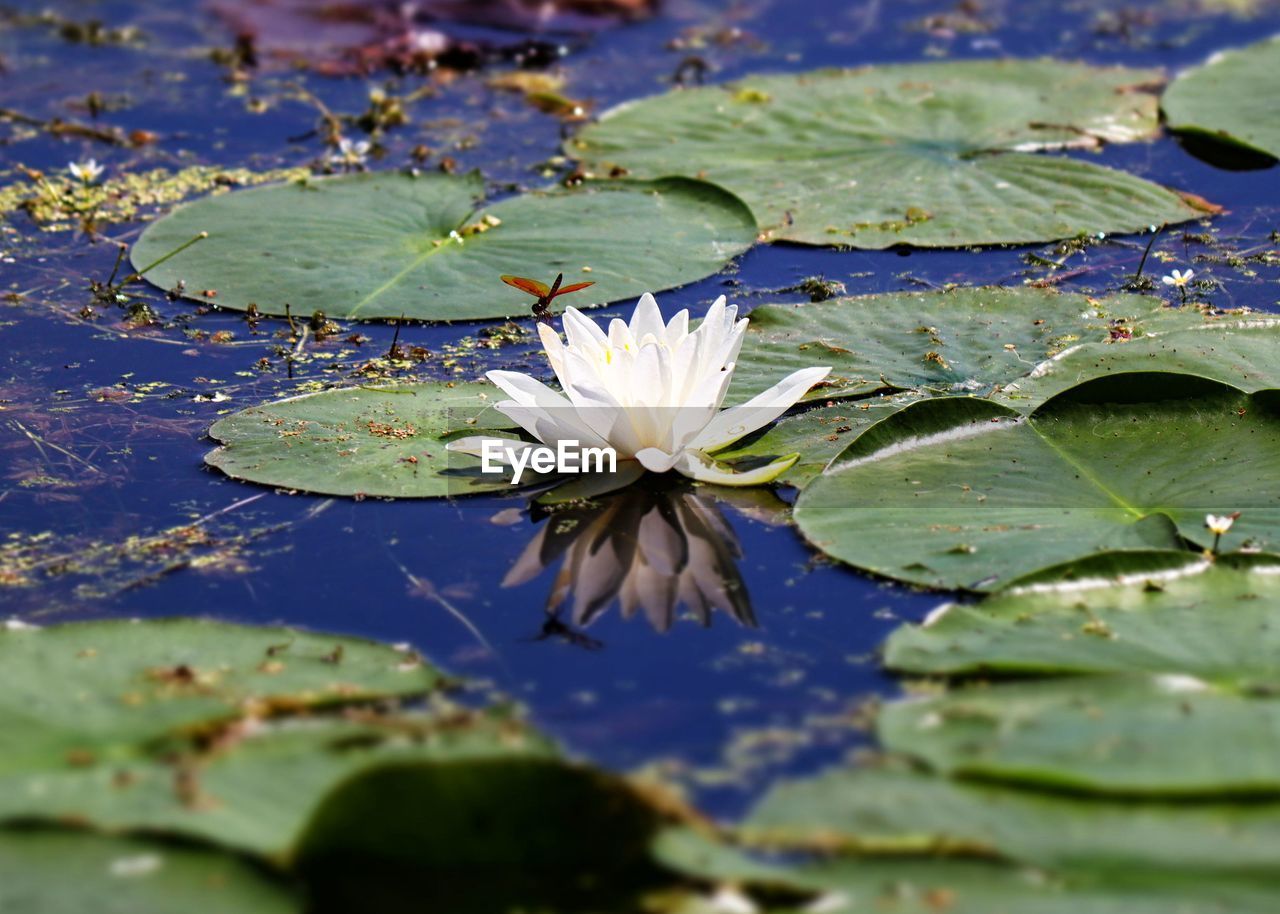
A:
[502, 275, 551, 297]
[552, 281, 597, 297]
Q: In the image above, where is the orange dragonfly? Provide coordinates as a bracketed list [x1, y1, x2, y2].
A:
[501, 272, 595, 323]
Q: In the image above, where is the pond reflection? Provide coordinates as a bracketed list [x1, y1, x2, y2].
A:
[504, 481, 767, 638]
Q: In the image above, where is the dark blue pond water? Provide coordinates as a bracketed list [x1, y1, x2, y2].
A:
[2, 0, 1278, 820]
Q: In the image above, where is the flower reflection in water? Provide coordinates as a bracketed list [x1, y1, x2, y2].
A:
[504, 482, 768, 641]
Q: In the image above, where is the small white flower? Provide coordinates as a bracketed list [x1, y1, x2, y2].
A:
[1161, 268, 1194, 287]
[68, 158, 104, 184]
[449, 293, 830, 486]
[330, 138, 370, 168]
[1205, 513, 1237, 536]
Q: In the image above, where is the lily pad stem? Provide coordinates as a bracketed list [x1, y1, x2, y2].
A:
[126, 231, 208, 283]
[1133, 222, 1165, 281]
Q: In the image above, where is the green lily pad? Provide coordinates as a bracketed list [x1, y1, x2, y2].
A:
[656, 828, 1280, 914]
[571, 60, 1212, 247]
[742, 766, 1280, 872]
[297, 756, 679, 914]
[728, 288, 1187, 404]
[297, 746, 668, 868]
[997, 317, 1280, 408]
[0, 712, 559, 858]
[1163, 36, 1280, 159]
[0, 620, 680, 874]
[130, 173, 756, 321]
[712, 398, 921, 488]
[0, 830, 298, 914]
[886, 552, 1280, 679]
[794, 374, 1280, 590]
[0, 618, 438, 773]
[3, 713, 679, 904]
[206, 382, 527, 498]
[880, 674, 1280, 795]
[879, 553, 1280, 797]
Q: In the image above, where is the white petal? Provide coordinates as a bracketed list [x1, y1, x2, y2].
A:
[702, 295, 728, 337]
[668, 368, 735, 453]
[486, 370, 572, 410]
[558, 351, 643, 453]
[629, 292, 665, 343]
[664, 308, 690, 346]
[635, 447, 681, 473]
[720, 318, 749, 371]
[603, 314, 626, 347]
[560, 354, 629, 428]
[690, 366, 830, 451]
[537, 323, 567, 382]
[561, 349, 621, 405]
[485, 373, 613, 448]
[668, 334, 707, 403]
[630, 341, 670, 408]
[497, 403, 609, 449]
[562, 307, 607, 350]
[673, 450, 799, 487]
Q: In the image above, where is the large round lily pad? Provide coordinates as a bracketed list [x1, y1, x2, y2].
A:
[794, 373, 1280, 590]
[728, 288, 1191, 404]
[206, 382, 526, 498]
[571, 60, 1213, 247]
[1163, 36, 1280, 159]
[131, 172, 756, 321]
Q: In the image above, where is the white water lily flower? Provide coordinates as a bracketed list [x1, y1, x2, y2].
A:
[449, 293, 830, 486]
[68, 158, 104, 184]
[1205, 513, 1237, 536]
[1161, 268, 1194, 287]
[331, 138, 370, 167]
